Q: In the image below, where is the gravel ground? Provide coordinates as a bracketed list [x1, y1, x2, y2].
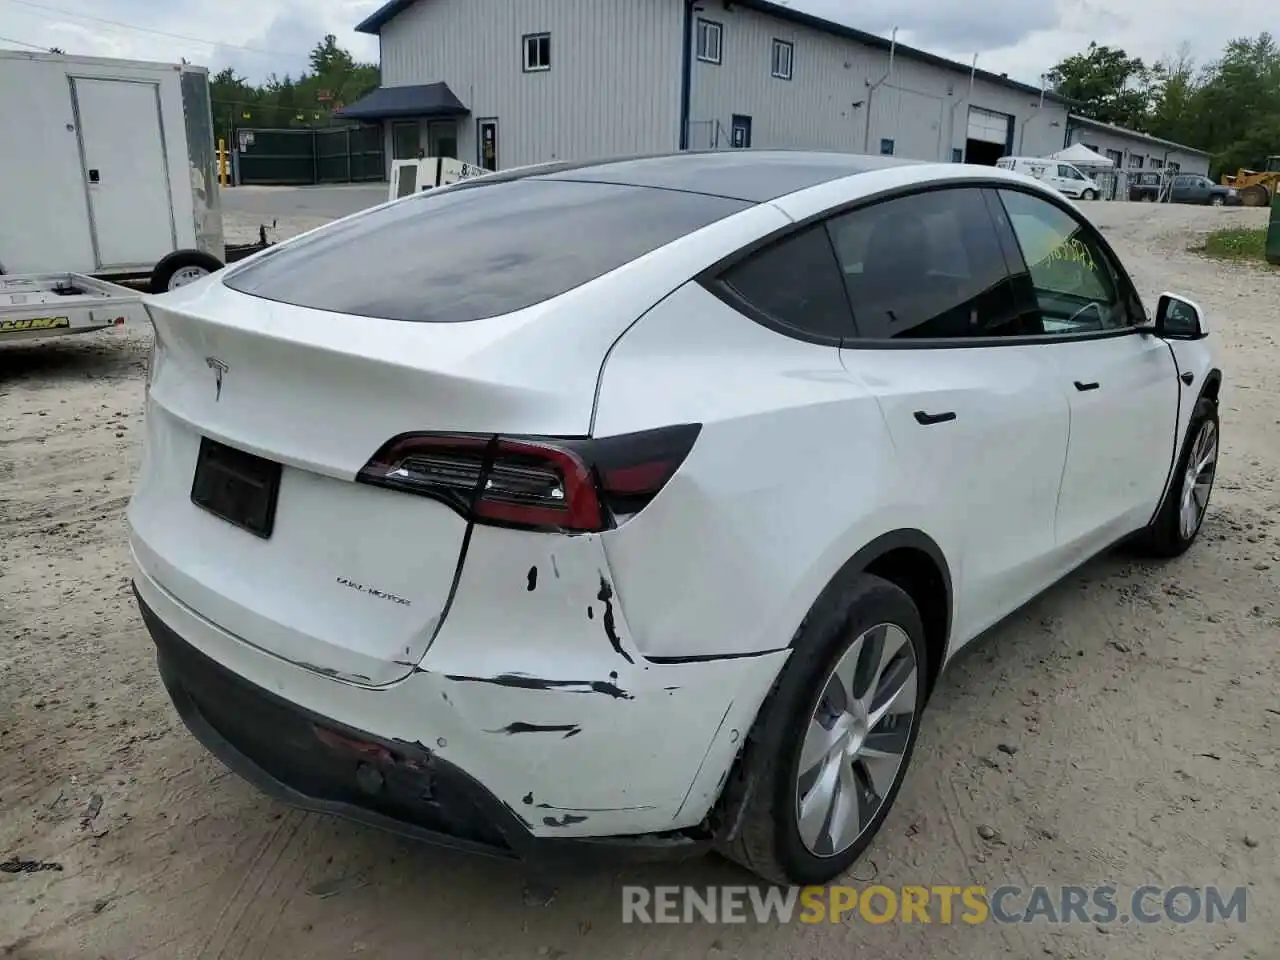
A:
[1, 201, 1277, 959]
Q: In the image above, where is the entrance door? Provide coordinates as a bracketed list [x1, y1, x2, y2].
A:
[71, 78, 175, 270]
[477, 118, 498, 171]
[391, 120, 421, 160]
[730, 114, 752, 149]
[426, 120, 457, 159]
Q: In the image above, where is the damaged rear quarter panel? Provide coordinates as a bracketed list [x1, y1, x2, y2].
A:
[419, 525, 789, 833]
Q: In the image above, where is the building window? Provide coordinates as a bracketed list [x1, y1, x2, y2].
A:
[880, 138, 895, 156]
[1150, 158, 1164, 169]
[523, 33, 550, 72]
[771, 39, 793, 79]
[1129, 155, 1145, 169]
[952, 148, 963, 162]
[696, 19, 722, 64]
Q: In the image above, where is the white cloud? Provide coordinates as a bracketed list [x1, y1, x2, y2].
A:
[1, 0, 1274, 87]
[0, 0, 379, 81]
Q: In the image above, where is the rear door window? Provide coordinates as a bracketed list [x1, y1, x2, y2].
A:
[826, 187, 1031, 339]
[223, 179, 750, 323]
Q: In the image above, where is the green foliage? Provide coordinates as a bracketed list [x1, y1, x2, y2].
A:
[1050, 32, 1280, 178]
[209, 35, 379, 139]
[1199, 227, 1267, 262]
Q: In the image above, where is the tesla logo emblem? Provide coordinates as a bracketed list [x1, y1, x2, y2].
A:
[205, 357, 229, 402]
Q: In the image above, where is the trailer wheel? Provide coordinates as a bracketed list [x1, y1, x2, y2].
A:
[150, 250, 225, 294]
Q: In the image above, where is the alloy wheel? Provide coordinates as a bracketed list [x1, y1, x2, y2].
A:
[1179, 419, 1218, 540]
[795, 623, 919, 858]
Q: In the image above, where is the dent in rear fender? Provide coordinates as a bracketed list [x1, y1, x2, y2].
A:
[591, 282, 928, 659]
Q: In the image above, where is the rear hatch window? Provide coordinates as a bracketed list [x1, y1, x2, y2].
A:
[223, 178, 750, 323]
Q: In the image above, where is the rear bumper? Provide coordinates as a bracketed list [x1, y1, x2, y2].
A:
[131, 561, 789, 859]
[142, 590, 719, 866]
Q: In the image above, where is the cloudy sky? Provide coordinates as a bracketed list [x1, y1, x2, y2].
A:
[0, 0, 1270, 86]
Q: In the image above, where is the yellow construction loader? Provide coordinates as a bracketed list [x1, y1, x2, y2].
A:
[1221, 156, 1280, 206]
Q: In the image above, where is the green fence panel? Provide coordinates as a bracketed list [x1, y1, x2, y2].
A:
[236, 126, 384, 185]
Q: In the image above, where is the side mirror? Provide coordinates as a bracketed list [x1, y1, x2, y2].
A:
[1155, 293, 1209, 340]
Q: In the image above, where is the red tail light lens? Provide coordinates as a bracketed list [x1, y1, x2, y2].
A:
[357, 424, 701, 533]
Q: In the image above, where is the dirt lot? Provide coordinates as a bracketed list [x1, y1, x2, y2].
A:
[2, 201, 1277, 959]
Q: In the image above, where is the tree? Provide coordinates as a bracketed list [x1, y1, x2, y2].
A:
[207, 35, 379, 134]
[1047, 42, 1154, 130]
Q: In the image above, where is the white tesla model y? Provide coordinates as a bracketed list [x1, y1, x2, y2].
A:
[128, 151, 1220, 884]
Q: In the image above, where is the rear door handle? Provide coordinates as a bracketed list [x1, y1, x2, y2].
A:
[914, 410, 956, 425]
[1073, 381, 1100, 392]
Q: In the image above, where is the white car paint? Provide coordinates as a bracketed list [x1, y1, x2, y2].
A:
[126, 155, 1217, 867]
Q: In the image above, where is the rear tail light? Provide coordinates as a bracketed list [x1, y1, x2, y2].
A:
[357, 424, 701, 533]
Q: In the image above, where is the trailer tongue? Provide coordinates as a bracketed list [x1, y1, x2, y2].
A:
[0, 273, 148, 342]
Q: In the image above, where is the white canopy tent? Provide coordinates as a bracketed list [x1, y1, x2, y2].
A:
[1047, 143, 1114, 168]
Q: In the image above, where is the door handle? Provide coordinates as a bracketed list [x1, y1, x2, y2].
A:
[1073, 380, 1100, 392]
[913, 410, 956, 425]
[1180, 371, 1195, 385]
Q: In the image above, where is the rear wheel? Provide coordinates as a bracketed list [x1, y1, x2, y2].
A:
[715, 574, 927, 884]
[1210, 195, 1226, 207]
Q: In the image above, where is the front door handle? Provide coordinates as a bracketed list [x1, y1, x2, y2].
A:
[1073, 380, 1100, 392]
[914, 410, 956, 426]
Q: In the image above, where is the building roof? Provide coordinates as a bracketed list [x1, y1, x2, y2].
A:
[353, 0, 1063, 104]
[355, 0, 416, 34]
[1066, 114, 1211, 158]
[333, 81, 469, 120]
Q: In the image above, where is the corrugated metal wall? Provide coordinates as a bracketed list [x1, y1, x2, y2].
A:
[1066, 125, 1211, 178]
[379, 0, 683, 170]
[687, 0, 1070, 162]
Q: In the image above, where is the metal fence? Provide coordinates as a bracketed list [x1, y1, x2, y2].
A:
[236, 126, 385, 185]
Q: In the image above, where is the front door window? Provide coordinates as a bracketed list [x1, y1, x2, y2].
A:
[477, 119, 498, 171]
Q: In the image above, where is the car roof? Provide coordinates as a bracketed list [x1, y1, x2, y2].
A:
[522, 150, 922, 203]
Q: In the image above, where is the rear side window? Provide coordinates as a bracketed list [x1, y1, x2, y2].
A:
[717, 224, 855, 340]
[827, 188, 1029, 339]
[223, 179, 749, 323]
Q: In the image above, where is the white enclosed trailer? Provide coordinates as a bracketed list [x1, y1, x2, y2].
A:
[0, 51, 268, 306]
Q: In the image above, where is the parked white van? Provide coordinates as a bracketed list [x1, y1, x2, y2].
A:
[996, 157, 1102, 200]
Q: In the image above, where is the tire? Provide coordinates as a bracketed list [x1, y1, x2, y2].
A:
[714, 574, 928, 884]
[1081, 189, 1097, 201]
[1210, 195, 1225, 207]
[1130, 396, 1219, 558]
[1239, 184, 1269, 208]
[150, 250, 225, 294]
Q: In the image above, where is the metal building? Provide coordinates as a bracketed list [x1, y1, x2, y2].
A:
[1064, 114, 1211, 177]
[342, 0, 1205, 180]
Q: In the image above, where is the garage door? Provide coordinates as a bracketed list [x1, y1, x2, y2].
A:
[967, 107, 1010, 145]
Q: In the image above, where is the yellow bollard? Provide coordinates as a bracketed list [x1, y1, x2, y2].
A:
[218, 138, 227, 187]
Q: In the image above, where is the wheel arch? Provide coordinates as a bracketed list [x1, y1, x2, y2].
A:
[800, 528, 953, 699]
[1201, 367, 1222, 404]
